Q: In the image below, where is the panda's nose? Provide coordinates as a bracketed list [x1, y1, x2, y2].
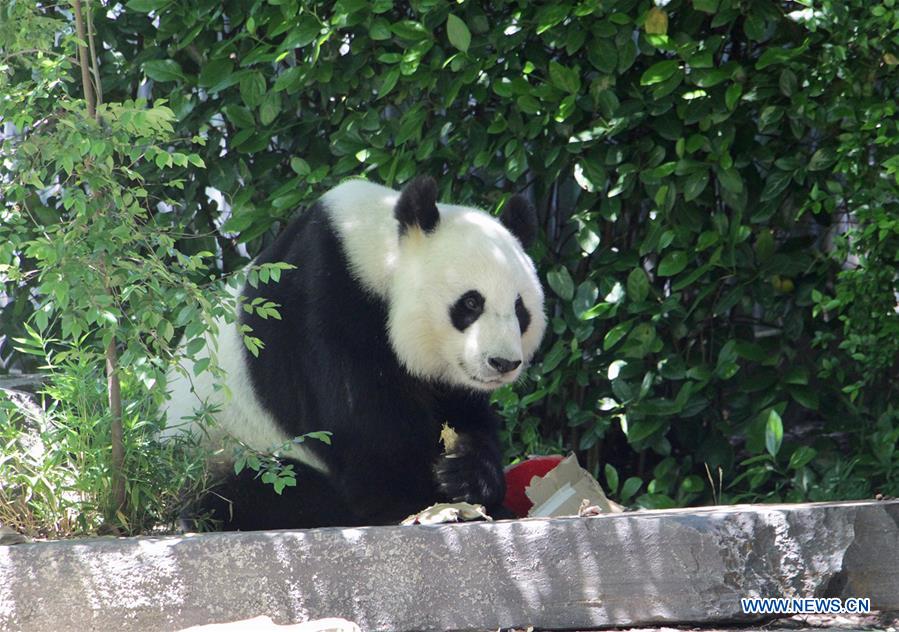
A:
[488, 357, 522, 374]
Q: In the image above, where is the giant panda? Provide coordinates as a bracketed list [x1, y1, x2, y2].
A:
[163, 176, 546, 530]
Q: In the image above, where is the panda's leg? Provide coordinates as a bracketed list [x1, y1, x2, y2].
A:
[183, 461, 362, 531]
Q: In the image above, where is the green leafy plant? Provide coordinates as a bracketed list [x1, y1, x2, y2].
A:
[1, 1, 256, 534]
[0, 329, 212, 536]
[233, 431, 332, 495]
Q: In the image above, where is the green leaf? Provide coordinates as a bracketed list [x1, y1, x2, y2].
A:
[535, 5, 569, 34]
[758, 106, 783, 131]
[143, 60, 185, 82]
[446, 14, 471, 53]
[604, 464, 619, 495]
[680, 475, 705, 493]
[618, 39, 638, 72]
[378, 68, 400, 99]
[549, 61, 581, 94]
[757, 45, 805, 70]
[547, 267, 575, 300]
[779, 69, 798, 97]
[573, 281, 599, 319]
[556, 95, 576, 122]
[760, 170, 792, 202]
[788, 446, 817, 470]
[603, 321, 632, 350]
[725, 83, 742, 110]
[755, 229, 775, 261]
[692, 68, 730, 88]
[620, 477, 643, 503]
[627, 268, 650, 302]
[240, 71, 267, 108]
[304, 431, 332, 445]
[693, 0, 719, 13]
[587, 40, 618, 74]
[259, 91, 282, 126]
[658, 251, 688, 276]
[623, 322, 656, 357]
[370, 18, 392, 40]
[783, 366, 809, 385]
[683, 170, 709, 201]
[716, 167, 743, 194]
[516, 94, 540, 114]
[640, 60, 679, 86]
[541, 340, 567, 374]
[391, 20, 429, 41]
[696, 231, 719, 251]
[198, 59, 233, 89]
[715, 340, 739, 379]
[273, 66, 306, 93]
[788, 385, 819, 410]
[125, 0, 169, 12]
[637, 493, 677, 510]
[222, 105, 255, 129]
[574, 159, 606, 192]
[577, 224, 600, 254]
[808, 148, 836, 171]
[280, 16, 321, 50]
[290, 157, 311, 176]
[764, 409, 783, 457]
[396, 106, 426, 145]
[595, 89, 619, 117]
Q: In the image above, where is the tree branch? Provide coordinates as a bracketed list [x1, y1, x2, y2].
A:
[85, 0, 103, 108]
[71, 0, 96, 118]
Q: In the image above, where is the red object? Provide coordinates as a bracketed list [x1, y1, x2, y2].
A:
[503, 455, 565, 518]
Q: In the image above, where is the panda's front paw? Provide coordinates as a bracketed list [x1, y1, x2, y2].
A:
[433, 437, 505, 507]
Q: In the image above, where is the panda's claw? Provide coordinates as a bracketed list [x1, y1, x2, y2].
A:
[433, 437, 505, 507]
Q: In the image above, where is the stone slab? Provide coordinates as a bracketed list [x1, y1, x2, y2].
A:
[1, 500, 897, 631]
[0, 374, 44, 395]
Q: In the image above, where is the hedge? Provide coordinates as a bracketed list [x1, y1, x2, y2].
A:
[4, 0, 899, 507]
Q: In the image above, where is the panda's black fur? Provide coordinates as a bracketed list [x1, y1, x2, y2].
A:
[177, 177, 542, 531]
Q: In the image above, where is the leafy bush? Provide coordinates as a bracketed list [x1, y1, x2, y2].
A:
[2, 0, 897, 533]
[0, 340, 209, 537]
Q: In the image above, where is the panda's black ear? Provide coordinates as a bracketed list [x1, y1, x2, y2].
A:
[395, 175, 440, 235]
[501, 194, 538, 248]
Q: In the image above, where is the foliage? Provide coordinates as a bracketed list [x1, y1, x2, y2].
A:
[0, 337, 209, 537]
[1, 1, 261, 534]
[233, 430, 332, 495]
[1, 0, 898, 534]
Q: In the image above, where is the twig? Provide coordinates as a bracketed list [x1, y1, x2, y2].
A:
[106, 337, 126, 514]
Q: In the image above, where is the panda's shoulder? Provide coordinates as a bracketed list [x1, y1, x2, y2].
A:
[322, 179, 398, 223]
[319, 179, 402, 297]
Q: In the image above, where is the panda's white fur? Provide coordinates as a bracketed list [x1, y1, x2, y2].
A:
[163, 177, 545, 530]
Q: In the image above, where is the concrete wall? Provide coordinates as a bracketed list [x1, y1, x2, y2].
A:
[1, 500, 897, 631]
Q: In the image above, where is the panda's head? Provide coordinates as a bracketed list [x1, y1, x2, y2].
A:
[388, 176, 546, 391]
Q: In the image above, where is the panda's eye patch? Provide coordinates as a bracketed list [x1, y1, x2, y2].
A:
[450, 290, 484, 332]
[515, 295, 531, 334]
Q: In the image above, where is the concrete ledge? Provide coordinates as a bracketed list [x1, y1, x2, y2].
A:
[1, 500, 897, 631]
